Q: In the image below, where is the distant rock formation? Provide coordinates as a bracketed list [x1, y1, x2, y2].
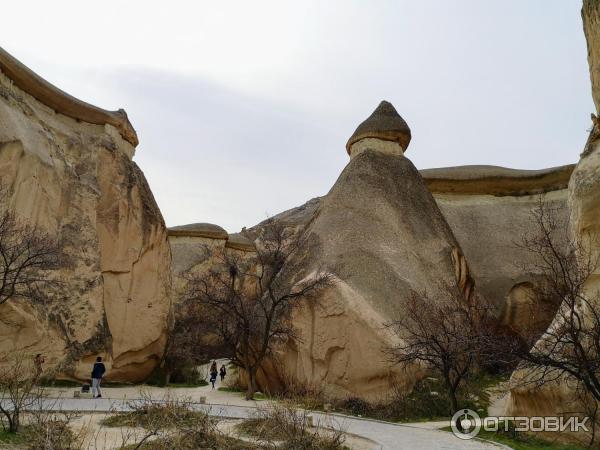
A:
[0, 47, 171, 382]
[426, 165, 572, 322]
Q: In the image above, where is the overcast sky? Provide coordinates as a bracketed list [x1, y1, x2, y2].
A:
[2, 1, 595, 232]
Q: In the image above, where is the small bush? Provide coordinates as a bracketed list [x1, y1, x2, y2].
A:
[27, 412, 84, 450]
[237, 401, 347, 450]
[337, 397, 372, 416]
[102, 391, 257, 450]
[102, 397, 206, 430]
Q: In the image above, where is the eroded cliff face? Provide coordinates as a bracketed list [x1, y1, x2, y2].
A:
[584, 0, 600, 114]
[0, 66, 171, 381]
[431, 188, 569, 331]
[504, 0, 600, 438]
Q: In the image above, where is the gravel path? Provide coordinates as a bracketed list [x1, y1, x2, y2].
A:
[33, 397, 506, 450]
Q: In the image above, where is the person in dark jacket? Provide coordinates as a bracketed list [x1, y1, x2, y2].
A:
[219, 364, 226, 382]
[91, 356, 106, 398]
[209, 361, 218, 389]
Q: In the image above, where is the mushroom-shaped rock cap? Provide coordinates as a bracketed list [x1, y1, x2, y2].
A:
[346, 100, 411, 154]
[168, 223, 228, 239]
[225, 233, 257, 252]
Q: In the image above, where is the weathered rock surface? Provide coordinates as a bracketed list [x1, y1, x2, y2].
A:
[505, 0, 600, 439]
[432, 189, 569, 317]
[0, 50, 171, 382]
[258, 150, 472, 400]
[241, 165, 572, 332]
[584, 0, 600, 114]
[346, 101, 411, 157]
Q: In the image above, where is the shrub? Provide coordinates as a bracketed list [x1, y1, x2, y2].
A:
[238, 401, 347, 450]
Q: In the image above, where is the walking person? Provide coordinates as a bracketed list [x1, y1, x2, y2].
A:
[219, 364, 226, 382]
[209, 360, 218, 389]
[91, 356, 106, 398]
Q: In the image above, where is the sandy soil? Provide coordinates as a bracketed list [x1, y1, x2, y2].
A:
[53, 383, 377, 450]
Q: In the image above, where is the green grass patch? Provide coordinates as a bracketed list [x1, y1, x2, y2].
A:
[333, 375, 491, 422]
[440, 425, 589, 450]
[217, 386, 267, 400]
[0, 427, 30, 444]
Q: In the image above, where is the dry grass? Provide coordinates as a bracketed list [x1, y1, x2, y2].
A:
[101, 390, 258, 450]
[236, 400, 348, 450]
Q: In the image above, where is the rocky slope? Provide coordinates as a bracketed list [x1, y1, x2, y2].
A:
[0, 47, 171, 382]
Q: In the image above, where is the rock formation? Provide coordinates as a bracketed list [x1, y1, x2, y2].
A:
[346, 100, 411, 159]
[168, 223, 255, 284]
[247, 102, 473, 400]
[504, 0, 600, 439]
[423, 165, 572, 324]
[0, 47, 171, 382]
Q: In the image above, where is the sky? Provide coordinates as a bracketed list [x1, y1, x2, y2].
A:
[2, 1, 595, 232]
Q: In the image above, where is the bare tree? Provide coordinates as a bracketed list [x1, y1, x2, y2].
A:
[385, 286, 492, 428]
[161, 299, 214, 385]
[184, 220, 333, 400]
[0, 186, 62, 305]
[510, 199, 600, 439]
[0, 352, 46, 433]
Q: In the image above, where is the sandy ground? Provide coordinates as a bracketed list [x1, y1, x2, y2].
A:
[46, 381, 377, 450]
[67, 410, 377, 450]
[36, 375, 509, 449]
[45, 381, 268, 407]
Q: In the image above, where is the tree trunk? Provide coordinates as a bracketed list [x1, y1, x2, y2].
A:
[449, 388, 463, 433]
[245, 367, 257, 401]
[9, 412, 18, 433]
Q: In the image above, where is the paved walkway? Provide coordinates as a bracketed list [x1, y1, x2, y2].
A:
[33, 393, 507, 450]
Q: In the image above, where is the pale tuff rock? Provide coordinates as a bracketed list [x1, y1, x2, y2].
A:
[268, 149, 474, 400]
[505, 1, 600, 439]
[254, 102, 473, 400]
[583, 0, 600, 114]
[225, 233, 257, 252]
[0, 46, 138, 146]
[168, 226, 256, 306]
[421, 164, 574, 196]
[348, 137, 404, 160]
[506, 117, 600, 425]
[168, 222, 229, 240]
[434, 190, 569, 315]
[0, 49, 171, 382]
[240, 168, 571, 326]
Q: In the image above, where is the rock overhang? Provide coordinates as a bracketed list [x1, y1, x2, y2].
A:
[0, 46, 138, 146]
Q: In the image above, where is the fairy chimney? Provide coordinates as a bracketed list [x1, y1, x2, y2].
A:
[346, 100, 411, 159]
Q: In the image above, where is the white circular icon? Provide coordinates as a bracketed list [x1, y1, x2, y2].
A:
[451, 408, 481, 440]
